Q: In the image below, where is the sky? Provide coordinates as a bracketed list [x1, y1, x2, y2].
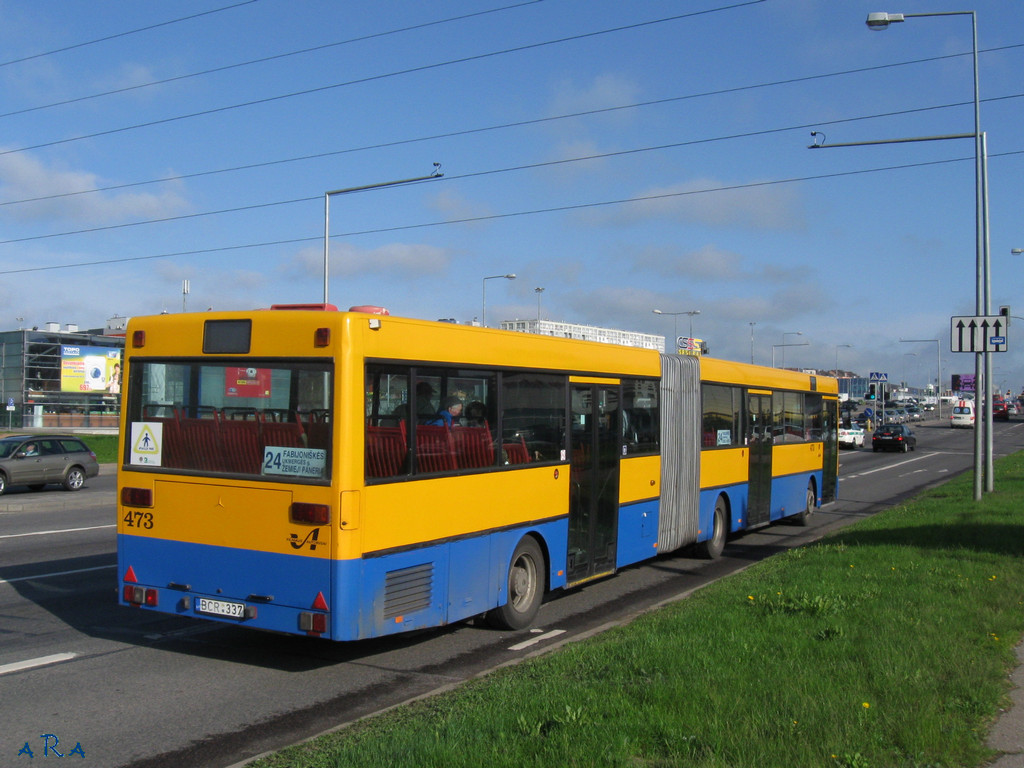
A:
[0, 0, 1021, 393]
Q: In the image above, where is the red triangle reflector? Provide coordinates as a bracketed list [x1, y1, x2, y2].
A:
[124, 566, 138, 583]
[312, 591, 329, 611]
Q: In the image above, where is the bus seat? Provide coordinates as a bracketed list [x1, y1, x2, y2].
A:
[451, 425, 494, 469]
[178, 417, 224, 472]
[415, 425, 456, 473]
[261, 415, 306, 448]
[218, 417, 263, 474]
[502, 435, 530, 465]
[366, 423, 407, 478]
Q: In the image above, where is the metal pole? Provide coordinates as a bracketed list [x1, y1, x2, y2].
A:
[323, 164, 443, 305]
[982, 131, 993, 492]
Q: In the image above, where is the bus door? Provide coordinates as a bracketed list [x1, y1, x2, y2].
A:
[568, 383, 620, 584]
[746, 392, 773, 526]
[821, 398, 838, 503]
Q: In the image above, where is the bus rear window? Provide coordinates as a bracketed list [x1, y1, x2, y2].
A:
[124, 359, 332, 481]
[203, 320, 252, 354]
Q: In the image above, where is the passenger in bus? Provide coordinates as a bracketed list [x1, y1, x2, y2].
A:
[427, 396, 463, 427]
[464, 401, 488, 427]
[416, 381, 437, 422]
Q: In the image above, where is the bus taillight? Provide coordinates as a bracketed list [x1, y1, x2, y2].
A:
[121, 487, 153, 507]
[291, 503, 330, 525]
[123, 585, 158, 607]
[299, 612, 328, 634]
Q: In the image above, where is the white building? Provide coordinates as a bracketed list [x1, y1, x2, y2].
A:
[500, 318, 665, 352]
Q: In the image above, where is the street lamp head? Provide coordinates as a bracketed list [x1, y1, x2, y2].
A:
[652, 309, 663, 315]
[866, 12, 904, 29]
[505, 274, 516, 280]
[1012, 248, 1023, 255]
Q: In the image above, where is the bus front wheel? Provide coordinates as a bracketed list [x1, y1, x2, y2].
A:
[487, 536, 545, 631]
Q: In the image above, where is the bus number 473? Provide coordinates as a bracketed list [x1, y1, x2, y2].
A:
[123, 511, 154, 529]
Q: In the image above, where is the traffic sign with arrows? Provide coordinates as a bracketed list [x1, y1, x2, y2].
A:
[951, 315, 1007, 353]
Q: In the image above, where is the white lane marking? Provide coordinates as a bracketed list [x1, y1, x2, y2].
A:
[0, 652, 77, 676]
[0, 564, 116, 586]
[0, 524, 115, 540]
[844, 452, 941, 479]
[508, 629, 566, 651]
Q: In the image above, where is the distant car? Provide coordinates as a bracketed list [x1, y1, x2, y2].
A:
[993, 399, 1010, 421]
[950, 401, 976, 429]
[0, 434, 99, 495]
[838, 424, 865, 448]
[905, 406, 923, 421]
[872, 424, 917, 453]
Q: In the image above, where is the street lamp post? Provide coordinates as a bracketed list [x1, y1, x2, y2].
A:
[825, 11, 989, 498]
[481, 274, 516, 328]
[749, 322, 756, 365]
[323, 164, 443, 305]
[534, 287, 545, 320]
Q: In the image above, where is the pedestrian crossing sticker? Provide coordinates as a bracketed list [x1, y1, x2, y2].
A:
[130, 422, 163, 466]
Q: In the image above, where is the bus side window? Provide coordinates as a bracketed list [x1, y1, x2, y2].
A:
[365, 365, 411, 478]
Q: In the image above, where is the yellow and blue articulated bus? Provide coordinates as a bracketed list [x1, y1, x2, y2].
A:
[117, 306, 838, 641]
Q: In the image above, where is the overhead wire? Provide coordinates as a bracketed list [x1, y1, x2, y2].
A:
[0, 0, 1019, 275]
[0, 1, 765, 158]
[0, 0, 545, 121]
[0, 1, 260, 68]
[1, 91, 1021, 246]
[2, 148, 1021, 275]
[1, 46, 1021, 209]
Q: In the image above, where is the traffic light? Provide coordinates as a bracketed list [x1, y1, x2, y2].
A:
[866, 383, 876, 400]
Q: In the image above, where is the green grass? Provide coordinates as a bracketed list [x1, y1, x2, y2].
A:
[80, 434, 119, 463]
[249, 452, 1024, 768]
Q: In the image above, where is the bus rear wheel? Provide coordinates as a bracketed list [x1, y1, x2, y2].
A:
[696, 496, 727, 559]
[796, 481, 815, 526]
[487, 536, 544, 630]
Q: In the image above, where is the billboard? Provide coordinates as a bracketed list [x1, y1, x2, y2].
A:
[951, 373, 976, 393]
[60, 346, 122, 394]
[225, 367, 272, 398]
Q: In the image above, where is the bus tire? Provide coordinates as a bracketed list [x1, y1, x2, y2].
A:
[696, 496, 727, 559]
[796, 480, 815, 526]
[487, 536, 545, 631]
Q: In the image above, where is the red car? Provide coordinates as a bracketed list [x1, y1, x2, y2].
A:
[993, 398, 1011, 421]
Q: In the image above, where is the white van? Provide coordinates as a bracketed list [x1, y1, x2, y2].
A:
[950, 400, 975, 429]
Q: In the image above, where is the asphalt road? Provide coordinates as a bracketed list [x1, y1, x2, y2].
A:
[1, 417, 1022, 768]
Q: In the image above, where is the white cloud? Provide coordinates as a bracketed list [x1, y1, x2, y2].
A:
[549, 74, 641, 124]
[584, 177, 805, 231]
[631, 244, 745, 281]
[427, 190, 493, 225]
[289, 241, 451, 280]
[0, 150, 189, 224]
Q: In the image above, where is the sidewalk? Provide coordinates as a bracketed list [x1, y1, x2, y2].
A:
[987, 642, 1024, 766]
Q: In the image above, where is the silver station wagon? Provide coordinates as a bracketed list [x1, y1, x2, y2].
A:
[0, 434, 100, 495]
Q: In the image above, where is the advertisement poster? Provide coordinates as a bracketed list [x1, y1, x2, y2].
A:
[60, 346, 122, 393]
[225, 367, 272, 398]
